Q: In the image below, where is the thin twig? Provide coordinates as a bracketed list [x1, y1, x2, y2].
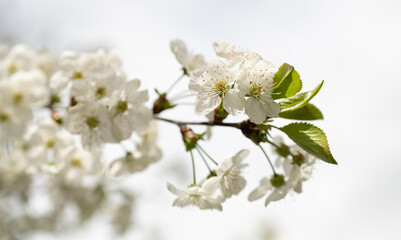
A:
[154, 116, 241, 129]
[258, 144, 277, 175]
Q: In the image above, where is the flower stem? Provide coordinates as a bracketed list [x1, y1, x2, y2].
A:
[190, 150, 196, 185]
[166, 73, 185, 94]
[258, 144, 276, 175]
[195, 147, 212, 172]
[265, 139, 295, 157]
[196, 145, 218, 165]
[170, 93, 194, 101]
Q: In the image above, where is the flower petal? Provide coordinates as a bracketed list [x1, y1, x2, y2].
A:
[223, 89, 244, 116]
[245, 97, 267, 124]
[248, 177, 272, 201]
[264, 188, 288, 206]
[195, 95, 221, 116]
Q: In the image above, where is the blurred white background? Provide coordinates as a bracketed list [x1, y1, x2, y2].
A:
[1, 0, 401, 239]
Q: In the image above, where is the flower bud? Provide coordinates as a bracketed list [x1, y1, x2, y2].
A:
[180, 125, 204, 151]
[152, 91, 176, 114]
[240, 120, 270, 144]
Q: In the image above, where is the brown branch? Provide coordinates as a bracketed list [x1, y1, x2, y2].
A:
[153, 116, 241, 129]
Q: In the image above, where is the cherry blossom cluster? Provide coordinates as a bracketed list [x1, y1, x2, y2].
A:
[188, 41, 280, 123]
[162, 40, 335, 211]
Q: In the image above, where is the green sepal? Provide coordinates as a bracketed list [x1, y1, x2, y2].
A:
[279, 80, 324, 113]
[183, 132, 205, 152]
[180, 126, 200, 151]
[278, 122, 337, 164]
[213, 103, 229, 123]
[207, 170, 217, 179]
[272, 63, 302, 99]
[152, 92, 176, 114]
[50, 95, 61, 105]
[279, 103, 323, 120]
[240, 121, 271, 145]
[270, 174, 285, 188]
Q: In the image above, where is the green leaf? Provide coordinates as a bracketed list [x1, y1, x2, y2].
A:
[273, 63, 302, 99]
[279, 122, 337, 164]
[279, 80, 324, 113]
[279, 103, 323, 120]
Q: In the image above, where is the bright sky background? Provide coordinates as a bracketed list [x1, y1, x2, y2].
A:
[1, 0, 401, 239]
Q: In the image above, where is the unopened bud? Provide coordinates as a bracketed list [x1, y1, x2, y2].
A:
[240, 120, 270, 145]
[51, 111, 63, 125]
[180, 125, 204, 151]
[153, 92, 176, 114]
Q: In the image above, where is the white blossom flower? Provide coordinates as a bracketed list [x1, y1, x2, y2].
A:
[282, 146, 316, 193]
[170, 39, 206, 74]
[238, 59, 280, 124]
[58, 146, 101, 181]
[0, 44, 56, 79]
[213, 41, 262, 68]
[208, 149, 249, 201]
[108, 121, 161, 176]
[60, 49, 125, 81]
[22, 118, 75, 167]
[109, 79, 152, 141]
[65, 102, 114, 149]
[70, 66, 124, 104]
[133, 121, 162, 162]
[92, 49, 124, 77]
[249, 142, 316, 206]
[1, 69, 50, 109]
[189, 60, 244, 115]
[248, 173, 294, 207]
[0, 90, 33, 143]
[166, 180, 222, 211]
[213, 41, 280, 123]
[1, 146, 30, 173]
[59, 51, 97, 80]
[49, 70, 70, 95]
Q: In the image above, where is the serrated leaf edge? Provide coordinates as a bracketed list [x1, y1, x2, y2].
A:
[279, 122, 337, 164]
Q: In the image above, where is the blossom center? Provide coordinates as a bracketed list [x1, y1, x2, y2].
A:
[71, 158, 82, 168]
[116, 100, 128, 113]
[270, 174, 285, 188]
[249, 82, 264, 99]
[86, 117, 100, 129]
[46, 139, 55, 148]
[292, 154, 305, 166]
[8, 64, 17, 75]
[275, 143, 291, 157]
[214, 80, 229, 97]
[0, 113, 9, 122]
[72, 71, 83, 79]
[13, 93, 23, 104]
[96, 87, 106, 98]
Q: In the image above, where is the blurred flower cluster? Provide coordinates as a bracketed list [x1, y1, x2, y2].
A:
[0, 44, 160, 238]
